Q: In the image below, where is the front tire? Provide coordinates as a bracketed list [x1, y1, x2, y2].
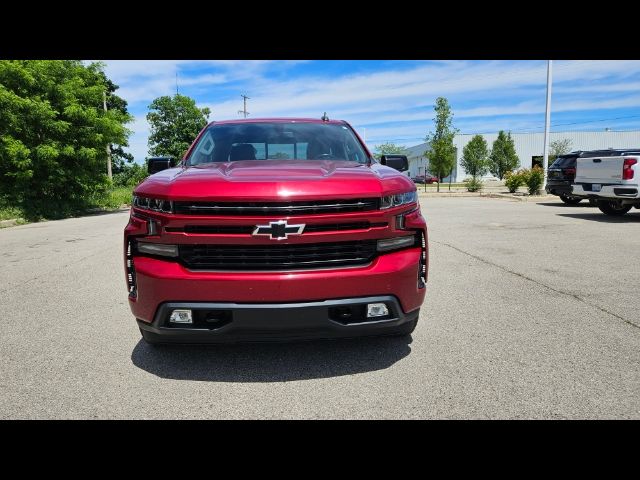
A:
[597, 200, 632, 216]
[560, 194, 582, 205]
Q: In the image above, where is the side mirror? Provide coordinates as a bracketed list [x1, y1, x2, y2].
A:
[380, 154, 409, 172]
[147, 157, 176, 174]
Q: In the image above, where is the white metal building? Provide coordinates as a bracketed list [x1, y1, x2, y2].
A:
[405, 130, 640, 182]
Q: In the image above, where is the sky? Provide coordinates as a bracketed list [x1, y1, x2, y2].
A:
[99, 60, 640, 162]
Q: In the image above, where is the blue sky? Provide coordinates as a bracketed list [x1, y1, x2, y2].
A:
[100, 60, 640, 162]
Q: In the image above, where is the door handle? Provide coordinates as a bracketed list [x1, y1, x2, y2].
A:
[593, 159, 601, 163]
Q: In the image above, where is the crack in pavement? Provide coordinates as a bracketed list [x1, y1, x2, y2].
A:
[0, 247, 113, 295]
[433, 240, 640, 331]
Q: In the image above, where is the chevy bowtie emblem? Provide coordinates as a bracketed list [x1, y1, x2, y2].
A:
[252, 220, 305, 240]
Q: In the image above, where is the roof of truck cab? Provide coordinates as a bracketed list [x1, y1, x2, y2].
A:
[207, 118, 347, 126]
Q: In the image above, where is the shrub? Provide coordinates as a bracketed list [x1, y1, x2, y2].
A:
[113, 163, 148, 188]
[504, 170, 524, 193]
[464, 176, 483, 192]
[524, 166, 544, 195]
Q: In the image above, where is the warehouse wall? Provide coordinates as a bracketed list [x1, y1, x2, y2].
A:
[406, 130, 640, 182]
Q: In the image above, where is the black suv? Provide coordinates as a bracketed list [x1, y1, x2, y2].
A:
[545, 152, 584, 204]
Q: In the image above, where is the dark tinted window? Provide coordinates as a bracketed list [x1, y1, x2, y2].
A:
[550, 155, 577, 168]
[186, 122, 369, 165]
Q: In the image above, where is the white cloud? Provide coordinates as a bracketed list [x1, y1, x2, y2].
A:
[101, 60, 640, 160]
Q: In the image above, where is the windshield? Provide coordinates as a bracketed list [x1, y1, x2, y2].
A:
[186, 122, 370, 166]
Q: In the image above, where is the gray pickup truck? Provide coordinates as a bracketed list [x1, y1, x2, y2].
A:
[571, 148, 640, 215]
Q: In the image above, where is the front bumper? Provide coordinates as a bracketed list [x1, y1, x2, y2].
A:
[137, 295, 419, 343]
[129, 246, 425, 323]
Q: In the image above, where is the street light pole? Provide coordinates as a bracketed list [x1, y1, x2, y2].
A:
[542, 60, 553, 191]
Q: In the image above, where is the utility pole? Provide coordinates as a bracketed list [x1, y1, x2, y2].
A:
[238, 94, 250, 118]
[423, 158, 427, 193]
[542, 60, 553, 191]
[103, 90, 112, 181]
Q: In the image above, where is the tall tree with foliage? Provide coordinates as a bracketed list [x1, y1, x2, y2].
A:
[0, 60, 132, 219]
[489, 131, 519, 180]
[98, 71, 134, 173]
[147, 94, 211, 161]
[548, 138, 572, 166]
[425, 97, 458, 192]
[460, 134, 490, 179]
[374, 142, 408, 160]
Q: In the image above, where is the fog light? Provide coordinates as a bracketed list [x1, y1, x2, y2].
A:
[367, 303, 389, 318]
[169, 309, 192, 324]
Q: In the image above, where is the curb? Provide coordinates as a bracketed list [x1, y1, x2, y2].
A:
[86, 205, 131, 214]
[481, 193, 528, 202]
[480, 193, 554, 202]
[418, 192, 482, 197]
[416, 191, 556, 202]
[0, 218, 20, 228]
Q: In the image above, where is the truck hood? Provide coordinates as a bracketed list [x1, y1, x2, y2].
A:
[135, 160, 414, 201]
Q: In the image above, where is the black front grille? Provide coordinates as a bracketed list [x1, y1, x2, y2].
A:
[165, 221, 386, 235]
[173, 198, 379, 215]
[166, 225, 254, 234]
[178, 240, 378, 270]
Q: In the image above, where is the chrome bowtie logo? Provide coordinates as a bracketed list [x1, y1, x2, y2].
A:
[252, 220, 305, 240]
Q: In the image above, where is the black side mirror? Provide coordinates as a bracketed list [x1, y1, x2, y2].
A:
[147, 157, 176, 174]
[380, 154, 409, 172]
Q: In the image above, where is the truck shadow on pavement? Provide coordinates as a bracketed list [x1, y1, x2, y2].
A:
[557, 212, 640, 223]
[130, 336, 412, 382]
[536, 202, 594, 208]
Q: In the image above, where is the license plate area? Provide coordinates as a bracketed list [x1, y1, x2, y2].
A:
[591, 184, 601, 192]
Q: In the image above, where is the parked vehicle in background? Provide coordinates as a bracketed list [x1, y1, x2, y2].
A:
[124, 117, 428, 344]
[545, 152, 584, 204]
[571, 148, 640, 215]
[412, 174, 438, 184]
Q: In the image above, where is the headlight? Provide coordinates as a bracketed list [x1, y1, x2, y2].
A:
[133, 195, 173, 213]
[380, 190, 417, 209]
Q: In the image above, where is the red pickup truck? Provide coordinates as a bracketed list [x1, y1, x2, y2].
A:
[124, 118, 428, 344]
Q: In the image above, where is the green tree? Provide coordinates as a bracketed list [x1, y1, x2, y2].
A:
[0, 60, 132, 219]
[460, 134, 489, 179]
[489, 131, 519, 180]
[147, 94, 211, 161]
[113, 162, 148, 188]
[425, 97, 458, 192]
[548, 138, 572, 166]
[98, 71, 134, 173]
[374, 142, 408, 160]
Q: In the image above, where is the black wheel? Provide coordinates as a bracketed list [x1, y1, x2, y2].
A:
[139, 327, 162, 345]
[392, 315, 419, 336]
[597, 200, 632, 216]
[560, 194, 582, 205]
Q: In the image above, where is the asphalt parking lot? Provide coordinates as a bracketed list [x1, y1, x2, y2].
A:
[1, 197, 638, 419]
